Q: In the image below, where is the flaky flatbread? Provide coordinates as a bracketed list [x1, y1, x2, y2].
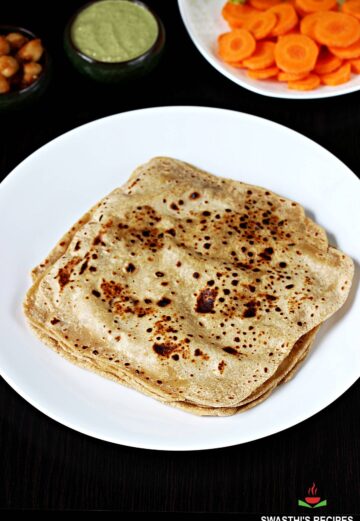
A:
[24, 157, 354, 415]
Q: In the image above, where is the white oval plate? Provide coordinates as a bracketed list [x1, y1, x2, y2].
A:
[0, 106, 359, 450]
[178, 0, 360, 100]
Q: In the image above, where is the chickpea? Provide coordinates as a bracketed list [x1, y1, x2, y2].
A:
[23, 62, 42, 85]
[0, 55, 19, 78]
[17, 38, 44, 62]
[6, 32, 28, 50]
[0, 73, 10, 93]
[0, 36, 10, 56]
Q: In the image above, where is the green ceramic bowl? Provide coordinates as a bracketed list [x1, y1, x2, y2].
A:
[64, 0, 165, 84]
[0, 26, 51, 112]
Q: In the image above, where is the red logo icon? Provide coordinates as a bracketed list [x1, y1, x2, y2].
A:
[305, 482, 321, 505]
[298, 482, 327, 508]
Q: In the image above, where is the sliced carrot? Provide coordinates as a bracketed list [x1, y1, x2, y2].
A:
[320, 62, 352, 84]
[269, 4, 299, 36]
[288, 73, 321, 89]
[249, 0, 282, 10]
[275, 34, 319, 73]
[295, 0, 337, 14]
[314, 12, 360, 47]
[342, 0, 360, 21]
[300, 12, 324, 39]
[278, 71, 309, 80]
[222, 2, 257, 28]
[329, 38, 360, 58]
[217, 33, 226, 46]
[231, 61, 246, 68]
[314, 48, 343, 73]
[244, 11, 277, 39]
[243, 41, 276, 69]
[217, 1, 357, 91]
[350, 57, 360, 72]
[247, 66, 279, 78]
[218, 29, 256, 63]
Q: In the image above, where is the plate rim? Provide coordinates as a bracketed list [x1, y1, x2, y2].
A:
[0, 105, 359, 451]
[177, 0, 360, 100]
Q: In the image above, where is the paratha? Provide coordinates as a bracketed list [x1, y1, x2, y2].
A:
[24, 157, 354, 415]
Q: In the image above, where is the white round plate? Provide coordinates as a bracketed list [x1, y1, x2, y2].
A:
[0, 107, 359, 450]
[178, 0, 360, 100]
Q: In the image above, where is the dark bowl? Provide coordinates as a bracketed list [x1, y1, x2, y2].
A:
[64, 0, 165, 84]
[0, 25, 51, 112]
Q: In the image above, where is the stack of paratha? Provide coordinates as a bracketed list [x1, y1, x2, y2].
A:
[24, 157, 354, 416]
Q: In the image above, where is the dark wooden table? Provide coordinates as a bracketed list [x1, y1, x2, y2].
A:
[1, 0, 359, 514]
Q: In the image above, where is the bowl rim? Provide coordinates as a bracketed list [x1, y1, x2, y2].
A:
[64, 0, 165, 68]
[0, 24, 50, 100]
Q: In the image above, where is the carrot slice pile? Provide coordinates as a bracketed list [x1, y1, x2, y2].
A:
[314, 12, 360, 47]
[218, 1, 359, 91]
[288, 73, 321, 89]
[243, 41, 276, 69]
[275, 34, 319, 73]
[218, 29, 256, 62]
[320, 62, 351, 84]
[269, 4, 299, 36]
[342, 0, 360, 21]
[244, 11, 277, 39]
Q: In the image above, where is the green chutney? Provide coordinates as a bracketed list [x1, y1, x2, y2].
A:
[71, 0, 159, 63]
